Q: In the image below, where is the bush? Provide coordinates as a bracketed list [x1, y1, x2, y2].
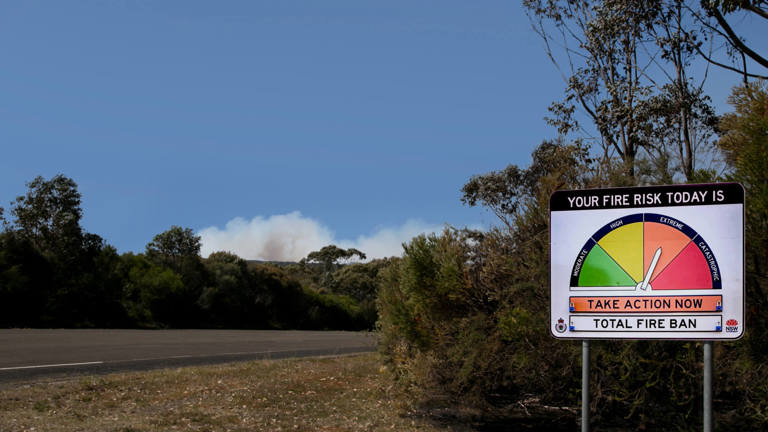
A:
[378, 138, 768, 430]
[377, 228, 580, 408]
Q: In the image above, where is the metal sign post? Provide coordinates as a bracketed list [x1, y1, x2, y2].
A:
[582, 340, 590, 432]
[703, 341, 713, 432]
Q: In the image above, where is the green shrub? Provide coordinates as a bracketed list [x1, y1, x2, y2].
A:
[378, 137, 768, 430]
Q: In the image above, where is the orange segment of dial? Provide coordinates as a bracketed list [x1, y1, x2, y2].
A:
[597, 222, 644, 282]
[643, 222, 692, 283]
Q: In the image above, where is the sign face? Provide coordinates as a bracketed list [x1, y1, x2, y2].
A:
[550, 183, 744, 339]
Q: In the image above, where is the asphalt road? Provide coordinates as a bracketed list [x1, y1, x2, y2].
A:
[0, 329, 376, 384]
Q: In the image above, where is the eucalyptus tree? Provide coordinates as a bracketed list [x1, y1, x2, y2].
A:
[302, 245, 367, 274]
[301, 245, 367, 292]
[524, 0, 720, 182]
[640, 0, 721, 181]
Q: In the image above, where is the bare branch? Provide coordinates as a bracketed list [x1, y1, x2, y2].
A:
[691, 41, 768, 79]
[743, 3, 768, 20]
[709, 7, 768, 69]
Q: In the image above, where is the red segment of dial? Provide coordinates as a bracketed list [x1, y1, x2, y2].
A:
[651, 241, 712, 290]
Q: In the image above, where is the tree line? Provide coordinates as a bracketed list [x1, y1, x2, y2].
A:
[0, 176, 385, 330]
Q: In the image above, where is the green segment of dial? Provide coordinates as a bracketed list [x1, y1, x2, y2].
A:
[578, 244, 637, 286]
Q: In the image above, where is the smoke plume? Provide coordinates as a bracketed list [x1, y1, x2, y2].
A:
[198, 211, 442, 261]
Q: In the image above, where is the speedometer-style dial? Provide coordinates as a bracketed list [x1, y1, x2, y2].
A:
[570, 213, 721, 290]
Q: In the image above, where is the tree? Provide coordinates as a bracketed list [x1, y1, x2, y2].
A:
[2, 174, 125, 326]
[8, 174, 85, 259]
[146, 225, 201, 270]
[331, 258, 395, 327]
[524, 0, 720, 181]
[247, 262, 309, 329]
[461, 139, 595, 229]
[119, 253, 185, 328]
[719, 81, 768, 264]
[642, 1, 721, 181]
[145, 226, 206, 327]
[524, 0, 661, 178]
[301, 245, 367, 292]
[302, 245, 367, 274]
[381, 131, 768, 429]
[0, 230, 54, 327]
[200, 251, 270, 328]
[717, 81, 768, 357]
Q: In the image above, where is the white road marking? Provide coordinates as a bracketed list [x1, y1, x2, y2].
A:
[0, 361, 104, 371]
[0, 346, 373, 372]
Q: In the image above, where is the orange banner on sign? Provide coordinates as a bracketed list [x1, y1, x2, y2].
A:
[569, 295, 722, 313]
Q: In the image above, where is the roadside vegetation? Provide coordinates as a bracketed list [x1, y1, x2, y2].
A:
[376, 1, 768, 430]
[377, 82, 768, 430]
[0, 177, 385, 330]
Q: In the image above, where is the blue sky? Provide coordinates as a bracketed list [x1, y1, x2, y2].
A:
[0, 1, 763, 260]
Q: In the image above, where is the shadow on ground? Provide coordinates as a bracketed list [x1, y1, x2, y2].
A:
[404, 397, 579, 432]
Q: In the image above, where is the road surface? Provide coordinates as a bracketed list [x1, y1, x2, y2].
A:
[0, 329, 376, 384]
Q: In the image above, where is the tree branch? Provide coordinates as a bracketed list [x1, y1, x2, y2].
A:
[692, 41, 768, 79]
[709, 7, 768, 69]
[743, 4, 768, 20]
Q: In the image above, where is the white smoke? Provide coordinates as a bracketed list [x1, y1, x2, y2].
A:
[198, 211, 443, 261]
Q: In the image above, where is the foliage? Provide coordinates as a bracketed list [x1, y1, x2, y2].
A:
[718, 81, 768, 361]
[118, 253, 179, 327]
[524, 0, 721, 181]
[330, 259, 395, 327]
[143, 226, 207, 327]
[145, 225, 202, 272]
[303, 245, 366, 271]
[199, 251, 266, 328]
[285, 245, 386, 329]
[0, 175, 128, 327]
[377, 227, 581, 408]
[331, 260, 388, 302]
[301, 245, 367, 288]
[7, 174, 84, 257]
[0, 176, 375, 331]
[379, 135, 768, 429]
[0, 230, 54, 327]
[381, 141, 591, 405]
[300, 288, 367, 330]
[718, 80, 768, 269]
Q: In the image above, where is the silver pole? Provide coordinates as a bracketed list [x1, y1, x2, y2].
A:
[582, 340, 590, 432]
[703, 341, 713, 432]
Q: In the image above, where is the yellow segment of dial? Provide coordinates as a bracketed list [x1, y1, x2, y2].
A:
[596, 222, 644, 282]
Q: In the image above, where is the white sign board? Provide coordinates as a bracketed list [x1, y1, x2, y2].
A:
[550, 183, 744, 339]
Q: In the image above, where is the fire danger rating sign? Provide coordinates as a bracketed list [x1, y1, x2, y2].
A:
[550, 183, 744, 340]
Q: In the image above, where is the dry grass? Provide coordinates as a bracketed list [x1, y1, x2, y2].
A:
[0, 354, 457, 432]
